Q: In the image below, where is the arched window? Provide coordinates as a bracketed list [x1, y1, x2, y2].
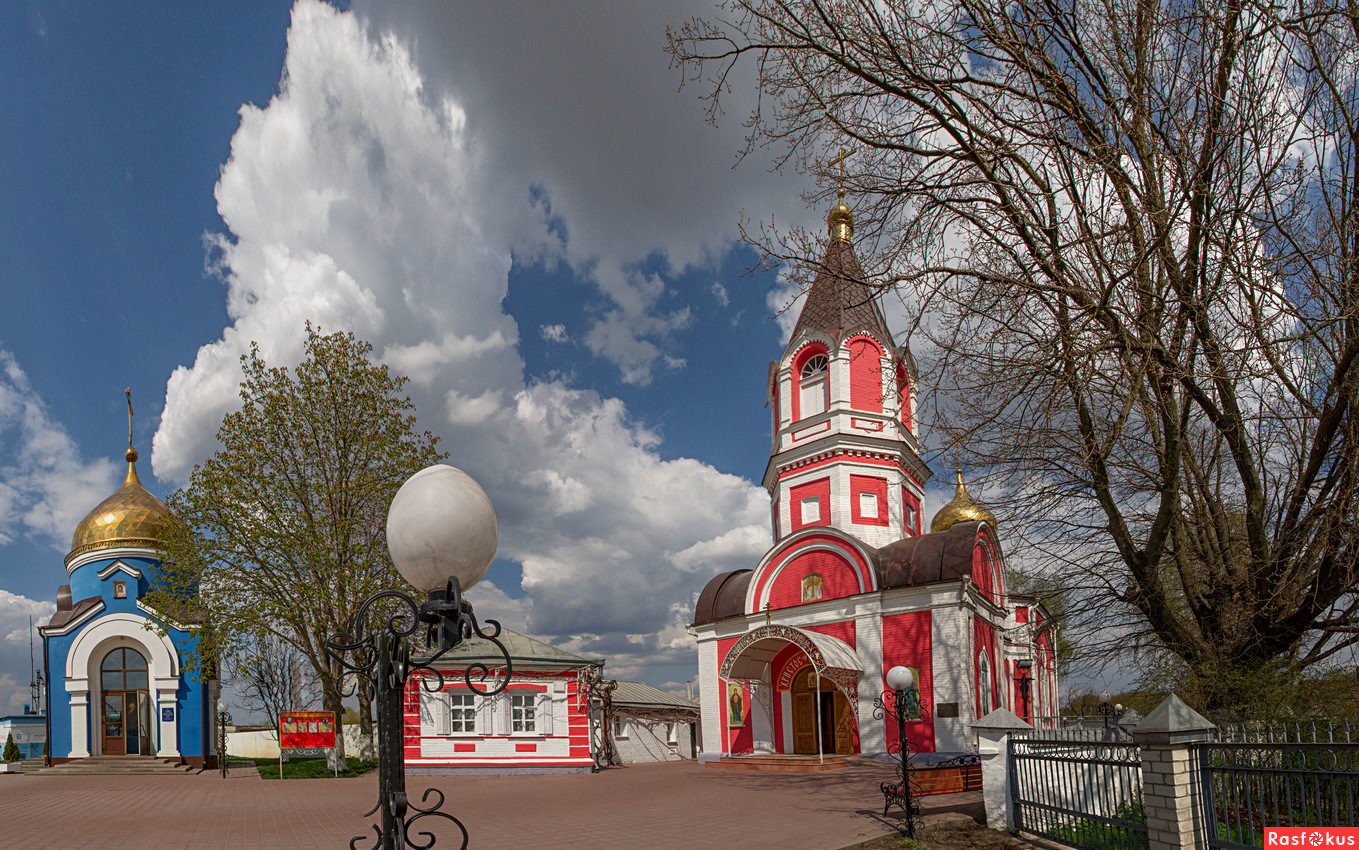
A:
[798, 353, 829, 418]
[979, 651, 993, 716]
[801, 573, 824, 602]
[896, 363, 913, 432]
[101, 647, 148, 691]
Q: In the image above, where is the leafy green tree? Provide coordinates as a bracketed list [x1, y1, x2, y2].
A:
[145, 325, 445, 764]
[669, 0, 1359, 715]
[3, 733, 20, 763]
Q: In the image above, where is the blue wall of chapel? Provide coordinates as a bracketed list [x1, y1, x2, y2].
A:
[46, 553, 207, 758]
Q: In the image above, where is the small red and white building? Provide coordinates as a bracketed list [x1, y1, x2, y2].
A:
[404, 629, 603, 775]
[692, 195, 1060, 762]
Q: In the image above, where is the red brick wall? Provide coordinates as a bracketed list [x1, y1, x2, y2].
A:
[849, 336, 884, 413]
[789, 477, 831, 532]
[882, 611, 934, 753]
[765, 548, 864, 609]
[850, 474, 890, 527]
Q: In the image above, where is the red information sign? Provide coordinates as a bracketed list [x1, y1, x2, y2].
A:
[279, 711, 337, 749]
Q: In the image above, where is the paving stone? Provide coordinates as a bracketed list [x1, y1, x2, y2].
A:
[0, 760, 980, 849]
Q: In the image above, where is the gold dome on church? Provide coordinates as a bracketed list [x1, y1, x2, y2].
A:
[67, 448, 168, 564]
[828, 189, 854, 243]
[930, 470, 998, 533]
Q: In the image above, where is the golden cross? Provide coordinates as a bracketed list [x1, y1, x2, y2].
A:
[125, 388, 134, 449]
[764, 601, 772, 627]
[829, 147, 855, 191]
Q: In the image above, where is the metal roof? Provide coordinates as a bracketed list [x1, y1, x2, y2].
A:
[416, 628, 600, 667]
[611, 681, 700, 711]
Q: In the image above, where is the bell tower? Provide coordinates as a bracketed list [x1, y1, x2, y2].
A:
[762, 192, 931, 547]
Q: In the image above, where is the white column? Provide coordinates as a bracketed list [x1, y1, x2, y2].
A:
[156, 685, 180, 758]
[857, 613, 885, 754]
[68, 687, 90, 758]
[697, 638, 723, 762]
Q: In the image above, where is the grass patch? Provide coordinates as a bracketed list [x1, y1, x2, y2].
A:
[233, 756, 379, 779]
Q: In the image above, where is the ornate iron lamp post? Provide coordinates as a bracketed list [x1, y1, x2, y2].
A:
[328, 465, 512, 850]
[1096, 689, 1122, 729]
[217, 699, 232, 778]
[1014, 659, 1033, 720]
[873, 665, 927, 838]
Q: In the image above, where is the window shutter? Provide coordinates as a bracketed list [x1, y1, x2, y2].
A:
[499, 694, 511, 734]
[537, 691, 553, 735]
[418, 689, 435, 732]
[475, 694, 491, 735]
[435, 691, 451, 736]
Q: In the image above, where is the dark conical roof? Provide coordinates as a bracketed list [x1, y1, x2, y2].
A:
[789, 233, 892, 345]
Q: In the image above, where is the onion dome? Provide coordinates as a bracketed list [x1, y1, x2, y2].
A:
[68, 448, 168, 563]
[930, 469, 998, 533]
[828, 188, 854, 243]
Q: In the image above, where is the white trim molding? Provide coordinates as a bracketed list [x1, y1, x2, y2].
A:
[67, 546, 162, 576]
[97, 561, 143, 581]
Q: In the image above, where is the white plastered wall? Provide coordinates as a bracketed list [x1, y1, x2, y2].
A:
[697, 637, 722, 757]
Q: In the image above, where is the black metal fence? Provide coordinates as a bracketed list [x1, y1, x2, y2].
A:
[1199, 734, 1359, 849]
[1010, 728, 1148, 850]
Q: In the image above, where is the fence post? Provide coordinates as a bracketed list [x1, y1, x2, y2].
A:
[971, 708, 1031, 832]
[1130, 694, 1214, 850]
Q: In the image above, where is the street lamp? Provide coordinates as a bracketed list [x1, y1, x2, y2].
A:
[217, 699, 232, 778]
[1014, 659, 1033, 720]
[327, 465, 512, 850]
[873, 665, 928, 838]
[1096, 690, 1123, 729]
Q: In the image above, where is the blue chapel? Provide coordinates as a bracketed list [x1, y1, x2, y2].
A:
[40, 442, 216, 768]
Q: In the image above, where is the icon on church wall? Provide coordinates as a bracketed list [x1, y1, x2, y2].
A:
[727, 682, 744, 727]
[801, 573, 823, 602]
[896, 665, 923, 721]
[113, 581, 126, 599]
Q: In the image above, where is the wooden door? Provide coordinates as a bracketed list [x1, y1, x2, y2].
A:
[792, 692, 816, 754]
[833, 690, 855, 754]
[102, 693, 125, 755]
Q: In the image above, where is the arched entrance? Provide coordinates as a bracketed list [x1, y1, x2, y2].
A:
[100, 647, 150, 755]
[719, 624, 862, 758]
[790, 667, 854, 755]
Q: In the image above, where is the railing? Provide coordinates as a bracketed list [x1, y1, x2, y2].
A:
[1213, 720, 1354, 745]
[1010, 728, 1148, 849]
[1200, 742, 1359, 849]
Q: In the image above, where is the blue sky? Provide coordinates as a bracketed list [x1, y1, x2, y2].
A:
[0, 0, 954, 711]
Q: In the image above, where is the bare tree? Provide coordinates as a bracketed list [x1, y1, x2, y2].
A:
[669, 0, 1359, 713]
[226, 632, 320, 734]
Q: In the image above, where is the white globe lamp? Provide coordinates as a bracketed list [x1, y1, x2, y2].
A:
[886, 665, 914, 692]
[387, 465, 498, 594]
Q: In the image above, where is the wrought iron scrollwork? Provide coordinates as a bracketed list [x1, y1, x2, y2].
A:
[349, 788, 470, 850]
[327, 576, 511, 850]
[872, 688, 931, 837]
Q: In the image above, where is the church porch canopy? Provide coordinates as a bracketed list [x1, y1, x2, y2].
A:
[719, 624, 863, 721]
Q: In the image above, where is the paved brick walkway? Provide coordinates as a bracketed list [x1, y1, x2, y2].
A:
[0, 760, 981, 849]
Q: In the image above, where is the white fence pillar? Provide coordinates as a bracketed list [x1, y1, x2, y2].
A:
[1130, 694, 1215, 849]
[971, 708, 1032, 832]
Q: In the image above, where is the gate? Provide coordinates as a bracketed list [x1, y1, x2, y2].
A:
[1009, 728, 1148, 849]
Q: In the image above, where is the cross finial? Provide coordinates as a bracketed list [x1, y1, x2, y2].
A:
[125, 388, 134, 450]
[829, 147, 855, 196]
[764, 601, 772, 627]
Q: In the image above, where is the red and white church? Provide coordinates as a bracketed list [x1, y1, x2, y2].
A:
[693, 194, 1060, 761]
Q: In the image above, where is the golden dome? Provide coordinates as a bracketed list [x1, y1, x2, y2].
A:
[930, 469, 998, 533]
[828, 189, 854, 243]
[67, 448, 168, 564]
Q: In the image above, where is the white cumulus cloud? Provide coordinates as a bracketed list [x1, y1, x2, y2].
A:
[152, 0, 774, 681]
[0, 351, 120, 551]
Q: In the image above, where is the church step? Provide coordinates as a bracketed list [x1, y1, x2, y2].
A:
[705, 754, 852, 771]
[36, 756, 194, 775]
